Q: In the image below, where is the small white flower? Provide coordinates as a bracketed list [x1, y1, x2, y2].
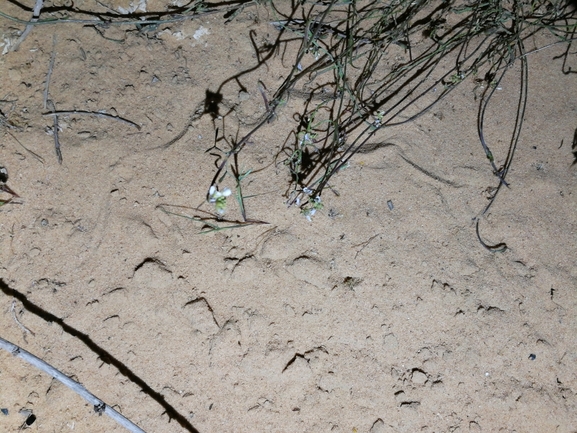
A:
[303, 207, 317, 222]
[209, 185, 217, 198]
[300, 132, 314, 146]
[208, 186, 232, 214]
[208, 186, 231, 202]
[304, 208, 316, 222]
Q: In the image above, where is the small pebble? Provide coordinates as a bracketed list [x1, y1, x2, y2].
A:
[1, 408, 8, 415]
[25, 414, 36, 426]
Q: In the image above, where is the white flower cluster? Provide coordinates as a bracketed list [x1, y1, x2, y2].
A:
[302, 195, 323, 222]
[208, 185, 231, 215]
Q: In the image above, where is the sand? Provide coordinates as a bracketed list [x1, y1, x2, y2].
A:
[1, 1, 576, 432]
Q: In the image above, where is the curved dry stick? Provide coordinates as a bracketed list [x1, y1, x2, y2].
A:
[42, 110, 141, 130]
[0, 336, 147, 433]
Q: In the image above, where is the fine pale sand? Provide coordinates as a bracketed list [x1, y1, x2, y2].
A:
[1, 1, 576, 432]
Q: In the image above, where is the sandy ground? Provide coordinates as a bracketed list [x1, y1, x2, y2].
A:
[1, 1, 577, 432]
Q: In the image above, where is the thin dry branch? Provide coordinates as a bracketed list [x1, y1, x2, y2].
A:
[11, 0, 44, 52]
[0, 336, 147, 433]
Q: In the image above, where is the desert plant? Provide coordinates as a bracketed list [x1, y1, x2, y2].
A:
[1, 0, 575, 246]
